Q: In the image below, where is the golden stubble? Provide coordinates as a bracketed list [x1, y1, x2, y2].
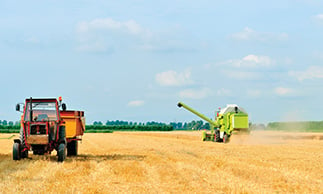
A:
[0, 131, 322, 193]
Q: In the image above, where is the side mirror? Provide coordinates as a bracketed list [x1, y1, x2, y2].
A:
[62, 103, 67, 111]
[16, 104, 20, 111]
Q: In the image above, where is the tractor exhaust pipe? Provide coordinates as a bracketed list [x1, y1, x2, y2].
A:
[30, 97, 33, 121]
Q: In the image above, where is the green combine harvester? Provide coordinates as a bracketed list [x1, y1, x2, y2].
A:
[177, 102, 249, 143]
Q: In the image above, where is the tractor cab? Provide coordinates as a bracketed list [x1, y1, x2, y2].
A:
[16, 98, 65, 137]
[23, 100, 59, 122]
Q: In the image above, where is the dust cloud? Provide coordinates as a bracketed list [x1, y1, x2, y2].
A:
[229, 130, 323, 145]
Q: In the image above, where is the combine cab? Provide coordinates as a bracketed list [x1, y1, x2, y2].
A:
[13, 97, 85, 162]
[177, 102, 249, 143]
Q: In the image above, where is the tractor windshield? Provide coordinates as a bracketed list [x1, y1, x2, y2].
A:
[24, 102, 58, 121]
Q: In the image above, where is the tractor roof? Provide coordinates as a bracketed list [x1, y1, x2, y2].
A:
[25, 98, 57, 103]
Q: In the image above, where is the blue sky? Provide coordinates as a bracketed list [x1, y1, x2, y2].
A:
[1, 0, 323, 124]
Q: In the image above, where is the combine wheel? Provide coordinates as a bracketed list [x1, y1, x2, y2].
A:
[58, 143, 66, 162]
[13, 143, 21, 160]
[67, 141, 78, 156]
[215, 130, 221, 142]
[201, 131, 206, 141]
[223, 134, 229, 143]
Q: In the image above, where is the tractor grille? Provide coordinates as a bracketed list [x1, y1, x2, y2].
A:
[30, 125, 47, 135]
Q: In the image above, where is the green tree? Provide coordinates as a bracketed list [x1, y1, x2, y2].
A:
[8, 121, 14, 126]
[2, 120, 7, 126]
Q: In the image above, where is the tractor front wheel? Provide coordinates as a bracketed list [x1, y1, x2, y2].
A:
[58, 143, 66, 162]
[13, 143, 21, 160]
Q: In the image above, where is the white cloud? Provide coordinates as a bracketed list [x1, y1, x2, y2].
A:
[313, 51, 323, 60]
[314, 14, 323, 22]
[243, 55, 272, 66]
[77, 18, 148, 36]
[247, 90, 261, 98]
[216, 88, 232, 97]
[230, 27, 254, 41]
[218, 54, 274, 68]
[222, 70, 262, 80]
[289, 66, 323, 81]
[128, 100, 145, 107]
[230, 27, 288, 42]
[274, 87, 294, 96]
[76, 18, 152, 52]
[212, 55, 276, 81]
[155, 69, 193, 87]
[76, 42, 110, 52]
[24, 37, 40, 44]
[179, 88, 212, 99]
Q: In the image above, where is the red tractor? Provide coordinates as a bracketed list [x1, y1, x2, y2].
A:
[13, 97, 85, 162]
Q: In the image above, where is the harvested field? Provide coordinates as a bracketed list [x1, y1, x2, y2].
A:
[0, 131, 322, 193]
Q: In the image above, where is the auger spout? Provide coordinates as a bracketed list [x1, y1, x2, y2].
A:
[177, 102, 218, 127]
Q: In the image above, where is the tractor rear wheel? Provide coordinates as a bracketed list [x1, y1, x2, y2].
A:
[67, 141, 78, 156]
[20, 128, 25, 145]
[13, 142, 21, 160]
[19, 128, 28, 158]
[58, 143, 66, 162]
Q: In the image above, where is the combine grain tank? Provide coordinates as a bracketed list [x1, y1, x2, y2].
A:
[177, 102, 249, 143]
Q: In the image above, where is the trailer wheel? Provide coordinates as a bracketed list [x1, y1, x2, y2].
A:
[58, 143, 66, 162]
[67, 141, 78, 156]
[13, 142, 21, 160]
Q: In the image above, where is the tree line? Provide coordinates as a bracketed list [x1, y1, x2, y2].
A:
[91, 120, 210, 130]
[0, 119, 218, 133]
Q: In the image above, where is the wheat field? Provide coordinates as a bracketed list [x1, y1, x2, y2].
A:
[0, 131, 322, 193]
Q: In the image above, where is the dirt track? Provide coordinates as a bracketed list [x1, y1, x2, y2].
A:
[0, 131, 322, 193]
